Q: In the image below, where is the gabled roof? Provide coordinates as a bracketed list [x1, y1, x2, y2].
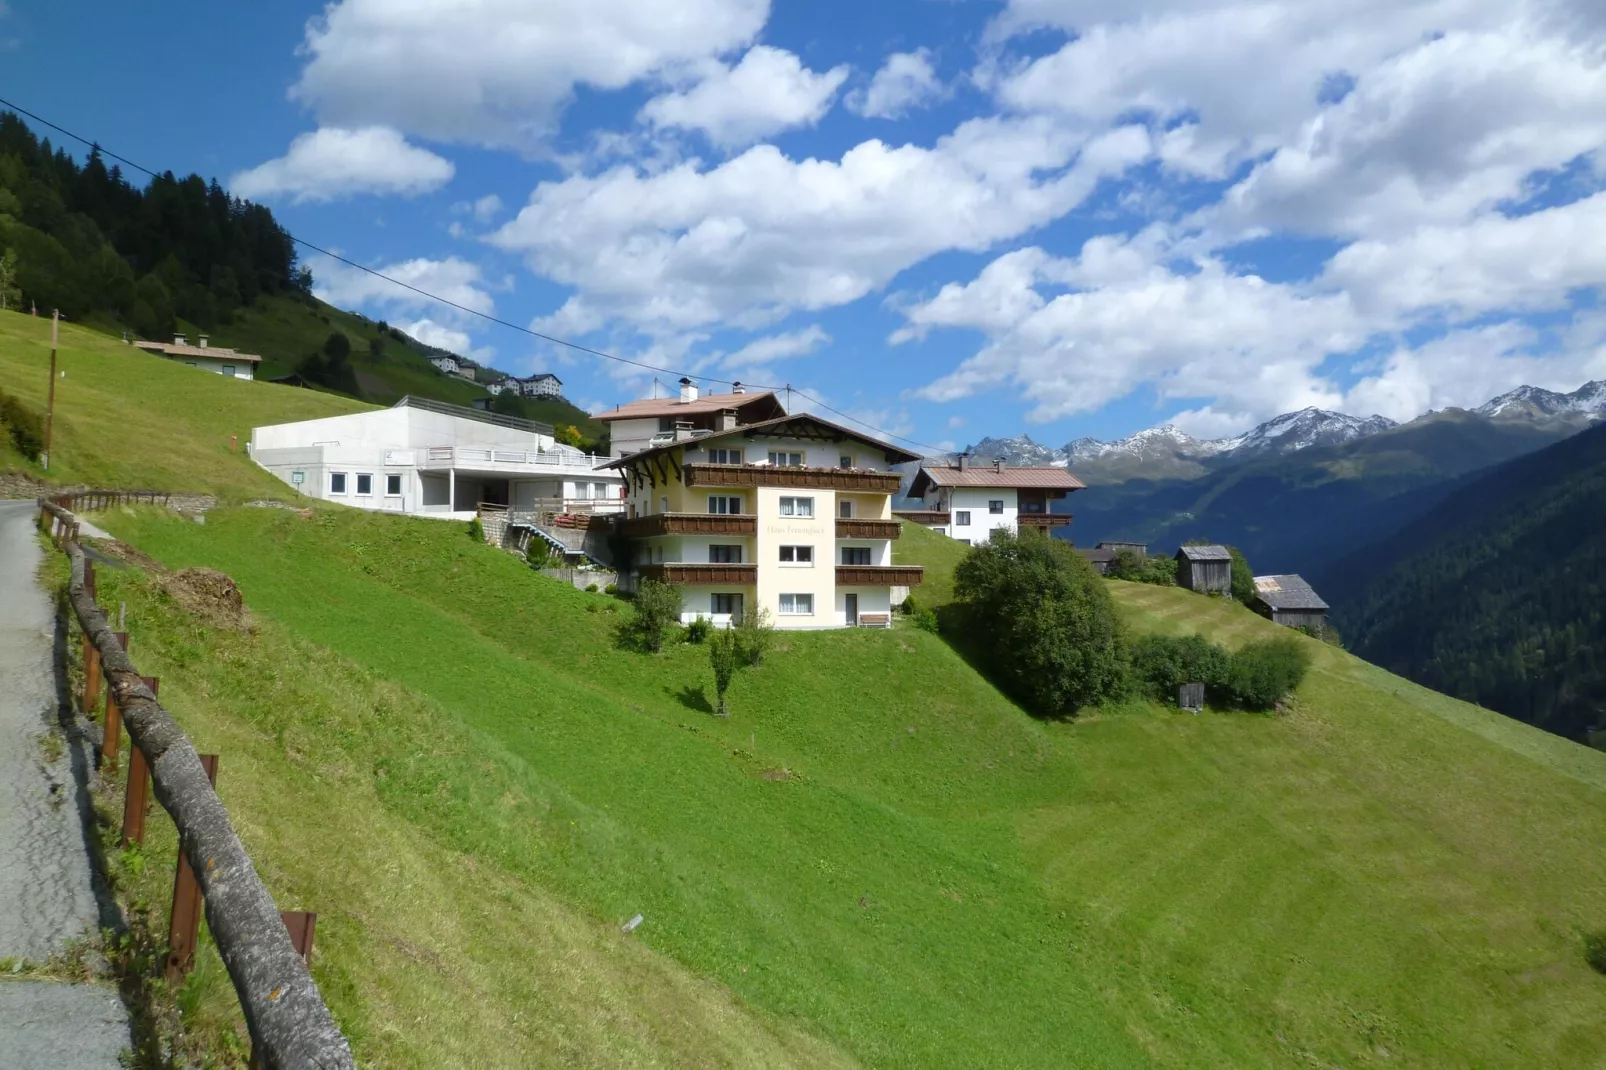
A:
[593, 390, 786, 423]
[133, 340, 262, 363]
[521, 373, 562, 384]
[1253, 574, 1329, 611]
[908, 464, 1086, 496]
[1177, 544, 1232, 561]
[602, 411, 920, 469]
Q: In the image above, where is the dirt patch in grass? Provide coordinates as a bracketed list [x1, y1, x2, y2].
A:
[158, 568, 252, 631]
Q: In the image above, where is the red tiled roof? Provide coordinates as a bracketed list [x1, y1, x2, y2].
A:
[910, 464, 1086, 494]
[593, 391, 785, 422]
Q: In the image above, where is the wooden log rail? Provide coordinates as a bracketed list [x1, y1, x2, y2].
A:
[37, 498, 355, 1070]
[49, 489, 172, 512]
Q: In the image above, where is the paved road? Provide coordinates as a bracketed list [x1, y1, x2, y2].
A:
[0, 500, 131, 1066]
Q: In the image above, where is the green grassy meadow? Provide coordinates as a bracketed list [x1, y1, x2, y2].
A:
[79, 503, 1606, 1069]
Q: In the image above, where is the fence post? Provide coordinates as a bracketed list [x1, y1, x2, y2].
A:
[99, 632, 131, 771]
[165, 753, 219, 982]
[247, 913, 318, 1070]
[120, 677, 158, 848]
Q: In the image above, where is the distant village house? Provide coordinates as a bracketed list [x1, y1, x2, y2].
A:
[1075, 541, 1148, 575]
[515, 373, 563, 400]
[899, 456, 1084, 544]
[132, 334, 260, 380]
[429, 355, 477, 382]
[594, 379, 787, 456]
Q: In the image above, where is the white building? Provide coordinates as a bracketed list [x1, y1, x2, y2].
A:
[901, 458, 1085, 543]
[515, 373, 563, 399]
[132, 335, 260, 380]
[249, 396, 624, 518]
[594, 379, 787, 456]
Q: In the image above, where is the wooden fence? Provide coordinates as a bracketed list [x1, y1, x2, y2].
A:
[50, 488, 172, 512]
[37, 498, 355, 1070]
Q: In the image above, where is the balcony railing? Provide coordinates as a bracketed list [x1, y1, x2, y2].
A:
[836, 565, 924, 587]
[835, 518, 902, 540]
[639, 563, 758, 586]
[618, 513, 757, 538]
[892, 510, 951, 526]
[1018, 513, 1072, 530]
[420, 445, 606, 470]
[685, 463, 903, 493]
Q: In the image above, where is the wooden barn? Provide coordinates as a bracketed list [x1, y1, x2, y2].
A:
[1075, 546, 1118, 574]
[1175, 544, 1233, 593]
[1251, 574, 1329, 631]
[1098, 540, 1147, 557]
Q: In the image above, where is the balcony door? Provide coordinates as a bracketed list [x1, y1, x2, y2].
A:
[845, 593, 859, 626]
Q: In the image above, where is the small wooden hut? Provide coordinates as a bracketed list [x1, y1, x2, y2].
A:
[1251, 574, 1329, 631]
[1075, 546, 1118, 574]
[1175, 544, 1233, 593]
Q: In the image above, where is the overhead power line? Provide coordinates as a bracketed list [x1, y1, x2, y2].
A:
[0, 96, 950, 454]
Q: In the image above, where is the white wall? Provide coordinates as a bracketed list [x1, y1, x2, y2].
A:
[936, 487, 1018, 544]
[171, 356, 255, 380]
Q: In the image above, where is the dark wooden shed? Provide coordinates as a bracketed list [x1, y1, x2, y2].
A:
[1251, 574, 1329, 631]
[1175, 545, 1232, 593]
[1098, 540, 1147, 557]
[1075, 546, 1118, 574]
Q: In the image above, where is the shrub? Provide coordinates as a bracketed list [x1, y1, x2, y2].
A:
[585, 583, 599, 593]
[954, 529, 1127, 717]
[734, 606, 776, 666]
[899, 593, 919, 616]
[1130, 634, 1231, 701]
[1107, 550, 1176, 586]
[683, 616, 713, 644]
[709, 625, 741, 716]
[1228, 546, 1255, 606]
[525, 542, 553, 569]
[913, 609, 940, 634]
[0, 388, 44, 460]
[604, 583, 618, 595]
[1223, 635, 1311, 710]
[1585, 931, 1606, 975]
[617, 579, 682, 653]
[467, 516, 484, 542]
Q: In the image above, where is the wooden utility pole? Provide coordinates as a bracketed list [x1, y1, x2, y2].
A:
[42, 310, 58, 470]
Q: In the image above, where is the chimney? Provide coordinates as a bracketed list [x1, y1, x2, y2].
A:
[718, 408, 739, 432]
[673, 419, 695, 442]
[173, 333, 187, 346]
[679, 377, 698, 404]
[957, 453, 968, 471]
[994, 458, 1006, 472]
[198, 335, 209, 349]
[731, 381, 745, 395]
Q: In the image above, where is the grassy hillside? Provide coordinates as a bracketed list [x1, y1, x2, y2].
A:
[1323, 421, 1606, 742]
[76, 501, 1606, 1068]
[0, 307, 367, 495]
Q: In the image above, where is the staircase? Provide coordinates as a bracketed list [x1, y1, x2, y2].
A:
[480, 504, 615, 568]
[477, 504, 510, 548]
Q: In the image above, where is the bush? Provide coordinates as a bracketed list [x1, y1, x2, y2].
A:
[467, 516, 484, 542]
[1130, 634, 1232, 701]
[913, 609, 940, 633]
[734, 606, 776, 666]
[899, 594, 919, 616]
[954, 529, 1127, 717]
[1229, 546, 1255, 605]
[683, 616, 713, 644]
[1585, 931, 1606, 975]
[616, 579, 682, 653]
[709, 626, 741, 717]
[585, 583, 599, 593]
[1223, 636, 1311, 710]
[1107, 550, 1176, 586]
[604, 583, 618, 595]
[525, 542, 553, 569]
[0, 388, 44, 460]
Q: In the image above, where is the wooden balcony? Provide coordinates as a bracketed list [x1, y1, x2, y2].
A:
[1018, 513, 1072, 531]
[835, 518, 902, 540]
[836, 565, 924, 587]
[685, 463, 903, 493]
[892, 510, 951, 526]
[617, 513, 756, 538]
[639, 563, 757, 586]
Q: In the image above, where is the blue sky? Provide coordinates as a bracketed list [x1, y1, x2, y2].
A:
[5, 0, 1606, 451]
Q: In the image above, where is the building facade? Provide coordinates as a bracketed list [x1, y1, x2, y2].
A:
[516, 373, 564, 399]
[249, 396, 624, 518]
[132, 335, 260, 380]
[900, 458, 1085, 543]
[594, 379, 787, 456]
[607, 413, 923, 628]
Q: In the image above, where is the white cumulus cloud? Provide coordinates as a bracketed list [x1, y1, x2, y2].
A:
[312, 255, 495, 316]
[640, 46, 849, 148]
[851, 49, 944, 120]
[230, 127, 453, 204]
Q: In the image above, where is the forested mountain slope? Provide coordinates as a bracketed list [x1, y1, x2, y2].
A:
[1324, 421, 1606, 741]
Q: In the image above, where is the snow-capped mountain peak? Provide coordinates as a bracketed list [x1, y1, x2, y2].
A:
[1475, 381, 1606, 421]
[1224, 408, 1397, 455]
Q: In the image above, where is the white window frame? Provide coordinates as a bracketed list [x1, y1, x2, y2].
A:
[385, 473, 403, 496]
[779, 545, 814, 565]
[955, 510, 971, 526]
[329, 472, 348, 495]
[778, 496, 814, 517]
[708, 495, 743, 515]
[779, 593, 814, 616]
[768, 450, 804, 467]
[356, 473, 374, 496]
[707, 447, 743, 465]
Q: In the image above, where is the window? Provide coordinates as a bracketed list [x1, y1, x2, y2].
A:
[838, 499, 854, 519]
[330, 472, 348, 494]
[707, 447, 742, 465]
[839, 454, 854, 468]
[221, 365, 236, 377]
[711, 593, 743, 617]
[708, 495, 743, 514]
[842, 547, 871, 565]
[708, 545, 743, 564]
[356, 473, 373, 495]
[955, 510, 971, 526]
[593, 482, 608, 498]
[660, 496, 670, 515]
[659, 417, 675, 432]
[385, 474, 402, 496]
[959, 539, 972, 546]
[778, 496, 814, 517]
[989, 500, 1005, 514]
[768, 451, 804, 467]
[779, 593, 813, 615]
[779, 545, 814, 564]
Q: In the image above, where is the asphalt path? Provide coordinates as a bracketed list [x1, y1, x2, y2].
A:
[0, 500, 131, 1066]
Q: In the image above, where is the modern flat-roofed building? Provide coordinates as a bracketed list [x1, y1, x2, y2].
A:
[899, 457, 1085, 543]
[249, 395, 623, 518]
[606, 412, 924, 628]
[594, 378, 787, 456]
